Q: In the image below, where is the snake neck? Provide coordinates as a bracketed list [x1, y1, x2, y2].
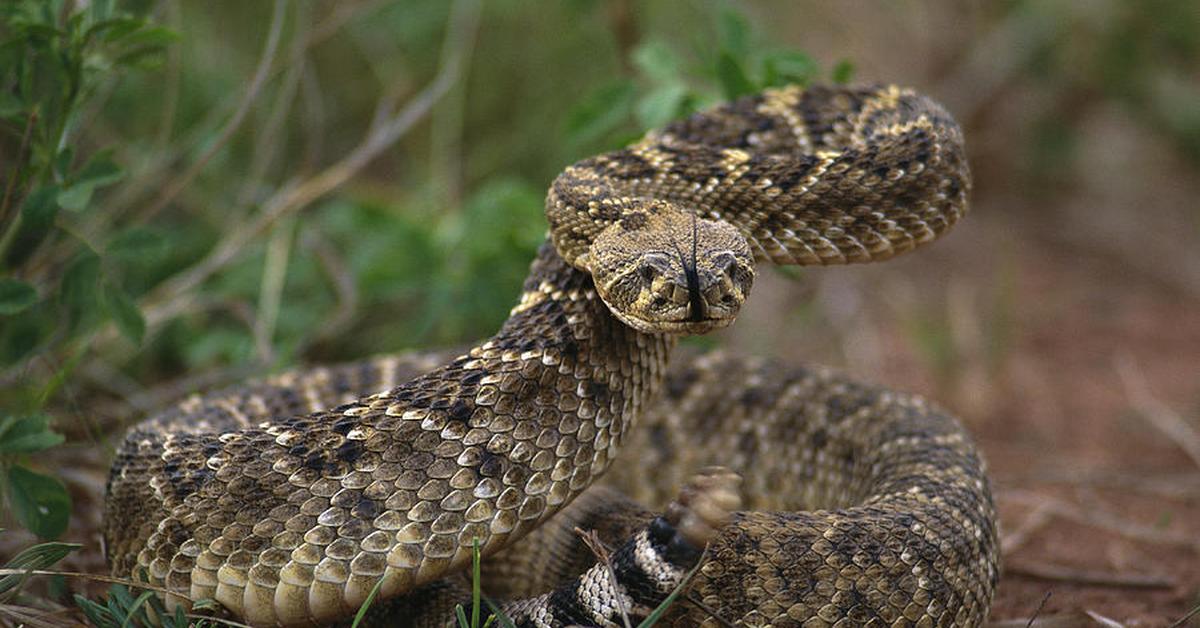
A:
[106, 241, 677, 625]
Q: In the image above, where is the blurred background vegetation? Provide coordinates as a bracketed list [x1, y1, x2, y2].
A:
[1, 0, 1198, 625]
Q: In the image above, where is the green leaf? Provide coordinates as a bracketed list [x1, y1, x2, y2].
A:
[635, 82, 689, 129]
[631, 40, 683, 85]
[116, 25, 179, 49]
[716, 8, 752, 58]
[762, 50, 819, 87]
[54, 146, 75, 182]
[0, 279, 37, 315]
[0, 308, 51, 366]
[0, 414, 64, 454]
[831, 59, 856, 84]
[106, 226, 166, 263]
[102, 280, 145, 345]
[0, 91, 23, 119]
[564, 80, 636, 147]
[4, 185, 60, 268]
[5, 465, 71, 539]
[715, 50, 755, 100]
[57, 149, 123, 211]
[59, 252, 102, 327]
[88, 17, 143, 42]
[0, 540, 79, 600]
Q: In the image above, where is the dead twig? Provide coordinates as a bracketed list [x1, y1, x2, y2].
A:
[1000, 500, 1054, 555]
[999, 490, 1200, 551]
[136, 0, 289, 224]
[1006, 561, 1174, 589]
[682, 592, 737, 628]
[996, 468, 1200, 501]
[134, 0, 483, 338]
[303, 230, 359, 349]
[1026, 591, 1051, 628]
[1115, 352, 1200, 471]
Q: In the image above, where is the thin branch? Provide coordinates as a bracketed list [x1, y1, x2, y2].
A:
[88, 0, 387, 233]
[303, 230, 358, 349]
[235, 1, 312, 208]
[1026, 591, 1050, 628]
[0, 108, 37, 227]
[1114, 352, 1200, 471]
[997, 468, 1200, 500]
[252, 218, 295, 363]
[136, 0, 289, 223]
[1006, 562, 1174, 589]
[152, 0, 183, 150]
[1000, 500, 1053, 555]
[682, 592, 737, 628]
[999, 490, 1200, 551]
[136, 0, 482, 336]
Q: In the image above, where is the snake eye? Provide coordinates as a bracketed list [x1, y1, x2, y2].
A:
[638, 253, 672, 283]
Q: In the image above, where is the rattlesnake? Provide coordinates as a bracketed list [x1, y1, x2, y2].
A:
[105, 84, 999, 626]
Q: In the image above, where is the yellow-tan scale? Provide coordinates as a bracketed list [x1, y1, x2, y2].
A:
[105, 244, 674, 626]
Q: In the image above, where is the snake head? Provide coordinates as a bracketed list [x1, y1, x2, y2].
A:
[584, 202, 755, 335]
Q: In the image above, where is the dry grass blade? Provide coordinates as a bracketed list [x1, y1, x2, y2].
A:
[0, 602, 87, 628]
[0, 569, 191, 605]
[1084, 610, 1126, 628]
[574, 527, 632, 628]
[1167, 603, 1200, 628]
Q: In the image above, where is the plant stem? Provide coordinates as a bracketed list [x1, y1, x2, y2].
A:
[0, 109, 39, 229]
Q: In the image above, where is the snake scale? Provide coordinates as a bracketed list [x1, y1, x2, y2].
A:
[105, 84, 999, 626]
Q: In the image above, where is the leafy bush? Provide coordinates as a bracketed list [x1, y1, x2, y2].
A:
[1, 0, 173, 541]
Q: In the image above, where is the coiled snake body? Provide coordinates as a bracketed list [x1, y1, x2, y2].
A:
[105, 84, 999, 626]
